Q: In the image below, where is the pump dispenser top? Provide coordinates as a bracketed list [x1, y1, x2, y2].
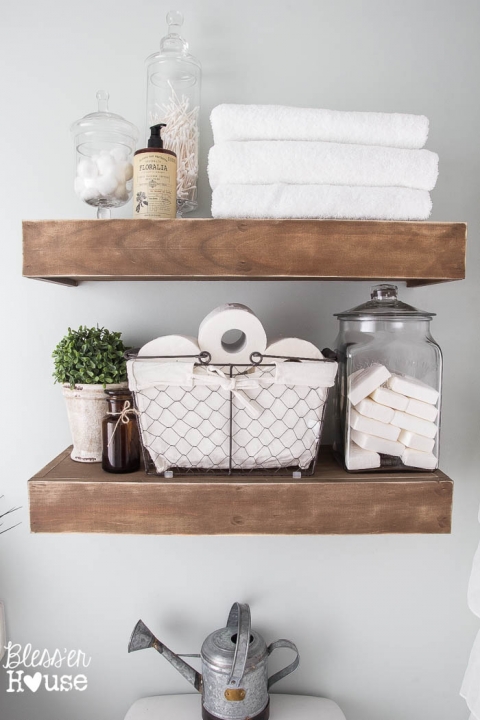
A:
[148, 124, 165, 149]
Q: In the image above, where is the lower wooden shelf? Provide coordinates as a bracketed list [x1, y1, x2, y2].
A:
[28, 447, 453, 535]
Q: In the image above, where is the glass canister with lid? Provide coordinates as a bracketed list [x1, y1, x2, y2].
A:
[145, 10, 201, 215]
[71, 90, 139, 219]
[333, 284, 442, 473]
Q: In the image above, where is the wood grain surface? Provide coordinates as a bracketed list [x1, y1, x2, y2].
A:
[28, 447, 453, 535]
[22, 219, 466, 286]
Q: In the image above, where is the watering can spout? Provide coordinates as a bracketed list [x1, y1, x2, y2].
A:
[128, 619, 202, 692]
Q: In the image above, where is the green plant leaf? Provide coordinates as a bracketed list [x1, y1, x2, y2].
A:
[52, 325, 128, 388]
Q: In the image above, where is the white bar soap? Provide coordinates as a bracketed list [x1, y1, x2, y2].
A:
[402, 448, 438, 470]
[391, 411, 437, 439]
[348, 364, 391, 406]
[387, 373, 439, 405]
[346, 442, 381, 470]
[350, 428, 405, 457]
[370, 386, 408, 412]
[350, 408, 400, 441]
[405, 398, 438, 422]
[355, 397, 395, 423]
[398, 430, 435, 453]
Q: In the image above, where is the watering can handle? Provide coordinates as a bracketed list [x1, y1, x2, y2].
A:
[267, 639, 300, 689]
[226, 602, 251, 687]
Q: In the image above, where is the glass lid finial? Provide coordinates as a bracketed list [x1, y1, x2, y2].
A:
[371, 284, 398, 301]
[167, 10, 184, 33]
[160, 9, 188, 52]
[96, 89, 109, 113]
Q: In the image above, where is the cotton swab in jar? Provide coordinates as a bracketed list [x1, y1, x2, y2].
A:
[149, 81, 199, 205]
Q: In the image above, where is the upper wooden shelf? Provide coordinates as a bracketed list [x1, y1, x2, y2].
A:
[28, 447, 453, 535]
[22, 219, 466, 287]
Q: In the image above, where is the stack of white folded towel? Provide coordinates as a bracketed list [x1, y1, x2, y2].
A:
[208, 104, 439, 220]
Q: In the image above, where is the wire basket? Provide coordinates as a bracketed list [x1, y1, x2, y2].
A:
[126, 350, 338, 477]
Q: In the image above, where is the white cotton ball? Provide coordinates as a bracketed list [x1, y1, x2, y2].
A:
[96, 171, 118, 196]
[80, 186, 100, 202]
[84, 177, 99, 189]
[77, 159, 98, 179]
[110, 146, 129, 162]
[114, 160, 134, 183]
[114, 182, 128, 201]
[74, 176, 85, 195]
[96, 152, 116, 176]
[115, 161, 127, 182]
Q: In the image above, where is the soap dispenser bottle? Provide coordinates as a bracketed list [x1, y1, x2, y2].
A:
[133, 123, 177, 219]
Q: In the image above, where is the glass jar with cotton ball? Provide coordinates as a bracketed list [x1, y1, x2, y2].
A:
[71, 91, 139, 219]
[145, 10, 201, 216]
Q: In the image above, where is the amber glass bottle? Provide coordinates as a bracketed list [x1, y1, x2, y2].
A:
[102, 389, 140, 473]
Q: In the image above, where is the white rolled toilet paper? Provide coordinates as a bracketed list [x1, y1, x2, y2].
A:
[265, 337, 323, 361]
[138, 335, 200, 360]
[198, 303, 267, 364]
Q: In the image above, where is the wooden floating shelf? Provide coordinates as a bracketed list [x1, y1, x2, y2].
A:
[29, 447, 453, 535]
[22, 219, 466, 287]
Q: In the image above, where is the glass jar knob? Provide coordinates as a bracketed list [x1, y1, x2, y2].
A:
[96, 89, 109, 113]
[166, 10, 184, 33]
[160, 10, 188, 52]
[371, 284, 398, 301]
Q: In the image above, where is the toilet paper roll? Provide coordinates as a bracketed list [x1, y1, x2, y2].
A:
[138, 335, 200, 361]
[198, 303, 267, 364]
[265, 337, 323, 361]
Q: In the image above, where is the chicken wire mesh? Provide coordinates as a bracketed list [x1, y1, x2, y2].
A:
[127, 353, 334, 477]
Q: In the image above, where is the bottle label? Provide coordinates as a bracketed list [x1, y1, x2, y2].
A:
[133, 151, 177, 218]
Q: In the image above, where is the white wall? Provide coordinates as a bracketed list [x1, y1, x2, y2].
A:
[0, 0, 479, 718]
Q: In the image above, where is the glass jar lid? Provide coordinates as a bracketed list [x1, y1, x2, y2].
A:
[334, 284, 435, 320]
[71, 90, 139, 141]
[104, 388, 133, 399]
[146, 10, 201, 68]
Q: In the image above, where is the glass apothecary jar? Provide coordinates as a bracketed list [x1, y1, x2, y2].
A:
[71, 91, 139, 219]
[146, 10, 201, 215]
[333, 284, 442, 473]
[102, 389, 140, 473]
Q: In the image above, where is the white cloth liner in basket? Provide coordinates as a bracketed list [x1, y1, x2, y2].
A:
[127, 359, 338, 473]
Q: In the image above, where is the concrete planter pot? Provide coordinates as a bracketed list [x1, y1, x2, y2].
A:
[62, 382, 128, 463]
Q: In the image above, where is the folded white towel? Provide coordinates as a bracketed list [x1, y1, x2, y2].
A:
[208, 141, 439, 191]
[211, 104, 430, 149]
[211, 184, 432, 220]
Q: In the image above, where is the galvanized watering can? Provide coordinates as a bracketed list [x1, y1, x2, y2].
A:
[128, 602, 299, 720]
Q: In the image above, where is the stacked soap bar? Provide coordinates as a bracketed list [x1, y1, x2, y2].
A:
[345, 364, 439, 471]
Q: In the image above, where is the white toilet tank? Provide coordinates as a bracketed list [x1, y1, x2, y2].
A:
[124, 693, 346, 720]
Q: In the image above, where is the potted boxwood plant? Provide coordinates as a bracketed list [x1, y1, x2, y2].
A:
[53, 325, 128, 463]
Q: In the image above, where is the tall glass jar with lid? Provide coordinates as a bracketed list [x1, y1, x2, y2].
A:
[333, 284, 442, 473]
[145, 10, 201, 216]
